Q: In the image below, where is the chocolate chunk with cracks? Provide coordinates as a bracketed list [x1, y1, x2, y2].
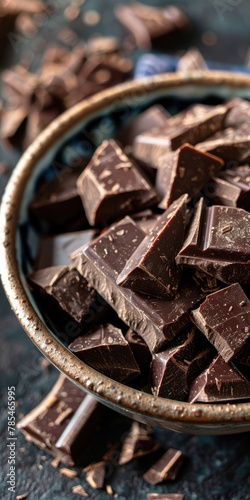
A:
[119, 422, 159, 465]
[125, 329, 151, 371]
[156, 144, 224, 204]
[69, 324, 140, 383]
[151, 327, 214, 401]
[191, 284, 250, 362]
[117, 105, 170, 147]
[117, 195, 187, 299]
[76, 216, 205, 352]
[176, 198, 250, 284]
[188, 355, 250, 403]
[143, 448, 183, 485]
[77, 139, 158, 227]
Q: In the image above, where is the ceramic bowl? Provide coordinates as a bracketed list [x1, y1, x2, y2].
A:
[1, 71, 250, 435]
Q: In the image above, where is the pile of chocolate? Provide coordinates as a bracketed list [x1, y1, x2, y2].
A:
[28, 97, 250, 405]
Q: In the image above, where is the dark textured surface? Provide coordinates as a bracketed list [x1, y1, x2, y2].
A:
[1, 1, 250, 499]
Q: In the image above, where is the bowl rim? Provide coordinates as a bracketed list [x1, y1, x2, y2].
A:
[1, 70, 250, 426]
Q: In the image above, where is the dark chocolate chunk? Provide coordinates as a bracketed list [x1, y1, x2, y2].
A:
[119, 422, 159, 465]
[224, 98, 250, 129]
[35, 230, 96, 269]
[197, 124, 250, 162]
[147, 495, 184, 500]
[188, 355, 250, 403]
[84, 461, 106, 489]
[17, 375, 103, 465]
[125, 329, 151, 371]
[156, 144, 224, 204]
[75, 216, 205, 352]
[77, 139, 158, 227]
[151, 327, 214, 401]
[116, 105, 170, 147]
[28, 265, 100, 327]
[131, 210, 161, 234]
[176, 198, 250, 284]
[69, 324, 140, 383]
[115, 3, 190, 50]
[143, 449, 183, 485]
[191, 284, 250, 362]
[79, 53, 133, 88]
[133, 104, 228, 168]
[177, 48, 207, 72]
[117, 195, 187, 299]
[208, 165, 250, 212]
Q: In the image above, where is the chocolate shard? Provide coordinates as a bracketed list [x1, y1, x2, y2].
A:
[76, 139, 158, 227]
[151, 327, 214, 401]
[156, 144, 224, 205]
[30, 166, 88, 230]
[17, 375, 103, 465]
[69, 324, 140, 383]
[176, 198, 250, 284]
[147, 495, 184, 500]
[117, 195, 188, 299]
[119, 422, 159, 465]
[125, 329, 151, 371]
[84, 461, 106, 489]
[224, 98, 250, 128]
[115, 3, 190, 50]
[75, 216, 205, 353]
[177, 48, 207, 72]
[35, 230, 96, 269]
[28, 265, 101, 327]
[197, 124, 250, 162]
[208, 165, 250, 212]
[143, 448, 183, 485]
[116, 105, 170, 147]
[191, 284, 250, 362]
[133, 104, 229, 167]
[188, 355, 250, 403]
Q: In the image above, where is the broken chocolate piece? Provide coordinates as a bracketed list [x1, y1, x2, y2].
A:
[79, 53, 132, 88]
[117, 195, 187, 299]
[177, 48, 207, 72]
[197, 125, 250, 163]
[69, 324, 140, 383]
[208, 165, 250, 212]
[17, 375, 103, 465]
[84, 461, 106, 489]
[151, 327, 214, 401]
[191, 284, 250, 362]
[156, 144, 224, 204]
[224, 98, 250, 129]
[77, 139, 158, 227]
[75, 216, 205, 352]
[119, 422, 159, 465]
[115, 3, 190, 50]
[117, 105, 170, 147]
[133, 104, 228, 168]
[176, 198, 250, 284]
[125, 329, 151, 371]
[143, 449, 183, 485]
[188, 355, 250, 403]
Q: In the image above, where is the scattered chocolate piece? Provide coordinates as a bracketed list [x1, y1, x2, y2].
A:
[156, 144, 224, 205]
[125, 329, 151, 371]
[17, 375, 103, 466]
[117, 195, 188, 299]
[79, 54, 132, 89]
[77, 139, 158, 226]
[76, 216, 205, 352]
[87, 36, 120, 56]
[119, 422, 159, 465]
[0, 0, 46, 48]
[115, 3, 190, 50]
[106, 484, 115, 496]
[117, 105, 170, 147]
[16, 494, 29, 500]
[147, 494, 184, 500]
[60, 468, 78, 478]
[69, 324, 140, 383]
[151, 327, 214, 401]
[177, 48, 207, 72]
[191, 284, 250, 362]
[188, 355, 250, 403]
[72, 485, 89, 497]
[84, 461, 106, 489]
[133, 104, 228, 167]
[176, 198, 250, 284]
[51, 458, 60, 468]
[143, 449, 183, 485]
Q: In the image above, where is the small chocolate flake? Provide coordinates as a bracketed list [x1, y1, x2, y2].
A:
[228, 305, 233, 312]
[16, 495, 28, 500]
[106, 485, 114, 496]
[85, 461, 106, 489]
[60, 468, 78, 478]
[72, 485, 89, 497]
[143, 449, 183, 485]
[51, 458, 60, 468]
[54, 407, 74, 426]
[240, 300, 246, 307]
[221, 224, 232, 234]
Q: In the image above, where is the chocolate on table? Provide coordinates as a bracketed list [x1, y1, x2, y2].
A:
[17, 375, 103, 465]
[151, 327, 214, 401]
[119, 422, 159, 465]
[117, 105, 170, 147]
[177, 48, 207, 72]
[115, 2, 190, 50]
[143, 448, 183, 485]
[176, 198, 250, 284]
[84, 461, 106, 489]
[147, 495, 184, 500]
[125, 329, 151, 371]
[76, 139, 158, 227]
[191, 284, 250, 362]
[133, 104, 228, 168]
[117, 195, 188, 299]
[188, 355, 250, 403]
[75, 216, 205, 353]
[156, 144, 224, 204]
[69, 324, 140, 383]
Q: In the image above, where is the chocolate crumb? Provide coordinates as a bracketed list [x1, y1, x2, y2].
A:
[72, 485, 89, 497]
[60, 468, 78, 478]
